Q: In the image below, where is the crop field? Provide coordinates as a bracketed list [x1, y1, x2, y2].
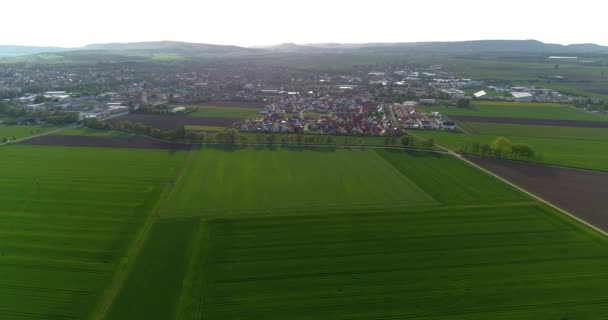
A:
[460, 122, 608, 140]
[0, 145, 184, 319]
[417, 101, 608, 121]
[185, 125, 227, 132]
[56, 127, 134, 137]
[6, 143, 608, 319]
[108, 114, 237, 129]
[186, 105, 261, 119]
[159, 148, 441, 218]
[0, 124, 58, 140]
[103, 147, 608, 320]
[20, 134, 193, 150]
[414, 125, 608, 171]
[450, 115, 608, 128]
[468, 156, 608, 231]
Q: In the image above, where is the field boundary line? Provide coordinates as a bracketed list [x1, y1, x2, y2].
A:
[410, 131, 608, 238]
[90, 149, 196, 320]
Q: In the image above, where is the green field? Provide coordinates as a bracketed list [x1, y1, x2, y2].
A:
[418, 101, 608, 121]
[186, 105, 261, 119]
[108, 147, 608, 319]
[414, 124, 608, 171]
[6, 143, 608, 319]
[0, 124, 58, 141]
[0, 145, 183, 319]
[159, 148, 439, 218]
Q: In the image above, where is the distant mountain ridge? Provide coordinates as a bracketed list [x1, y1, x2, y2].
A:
[0, 45, 70, 57]
[271, 40, 608, 54]
[2, 39, 608, 59]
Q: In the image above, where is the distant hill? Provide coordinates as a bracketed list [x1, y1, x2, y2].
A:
[272, 40, 608, 54]
[0, 45, 70, 57]
[81, 41, 258, 54]
[3, 40, 608, 63]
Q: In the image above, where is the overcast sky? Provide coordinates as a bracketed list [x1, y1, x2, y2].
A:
[2, 0, 606, 47]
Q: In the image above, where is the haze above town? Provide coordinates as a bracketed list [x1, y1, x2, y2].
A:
[3, 0, 608, 47]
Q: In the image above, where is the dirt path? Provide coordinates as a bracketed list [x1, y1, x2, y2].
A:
[90, 149, 196, 320]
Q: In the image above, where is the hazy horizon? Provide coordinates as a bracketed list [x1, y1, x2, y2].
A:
[3, 0, 608, 47]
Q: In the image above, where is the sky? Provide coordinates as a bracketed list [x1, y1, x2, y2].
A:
[2, 0, 607, 47]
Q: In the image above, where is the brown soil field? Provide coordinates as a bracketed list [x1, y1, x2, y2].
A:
[467, 156, 608, 231]
[200, 100, 267, 108]
[450, 115, 608, 128]
[108, 114, 238, 129]
[19, 135, 192, 150]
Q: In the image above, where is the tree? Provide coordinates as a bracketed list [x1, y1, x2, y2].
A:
[511, 143, 535, 159]
[456, 99, 471, 109]
[479, 144, 491, 156]
[266, 134, 276, 145]
[225, 129, 239, 144]
[199, 131, 208, 143]
[491, 137, 512, 158]
[174, 124, 186, 141]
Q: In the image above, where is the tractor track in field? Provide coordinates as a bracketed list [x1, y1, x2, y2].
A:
[90, 149, 196, 320]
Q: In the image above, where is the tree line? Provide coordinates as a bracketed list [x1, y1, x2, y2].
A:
[459, 137, 536, 160]
[83, 118, 435, 149]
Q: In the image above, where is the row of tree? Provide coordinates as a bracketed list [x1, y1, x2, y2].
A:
[459, 137, 536, 160]
[84, 119, 438, 150]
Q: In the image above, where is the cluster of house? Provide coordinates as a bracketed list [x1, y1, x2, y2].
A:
[239, 94, 400, 135]
[239, 94, 457, 136]
[390, 102, 455, 130]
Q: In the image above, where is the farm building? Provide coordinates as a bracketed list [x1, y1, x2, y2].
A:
[511, 92, 534, 102]
[474, 90, 487, 98]
[442, 121, 456, 131]
[170, 106, 186, 114]
[419, 99, 437, 105]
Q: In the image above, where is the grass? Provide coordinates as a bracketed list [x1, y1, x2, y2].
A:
[0, 124, 58, 140]
[417, 101, 608, 121]
[186, 105, 261, 119]
[108, 147, 608, 320]
[0, 145, 184, 319]
[414, 126, 608, 171]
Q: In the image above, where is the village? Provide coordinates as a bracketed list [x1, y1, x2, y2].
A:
[239, 94, 456, 136]
[0, 60, 595, 133]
